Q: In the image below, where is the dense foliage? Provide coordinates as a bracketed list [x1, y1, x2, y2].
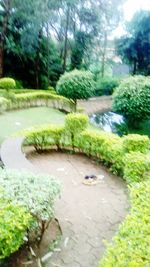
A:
[0, 77, 16, 89]
[0, 197, 31, 260]
[115, 10, 150, 75]
[113, 76, 150, 124]
[123, 134, 150, 153]
[96, 77, 120, 96]
[0, 0, 124, 87]
[0, 168, 61, 243]
[56, 70, 96, 109]
[99, 181, 150, 267]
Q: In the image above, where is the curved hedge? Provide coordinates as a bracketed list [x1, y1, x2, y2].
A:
[0, 91, 75, 113]
[24, 114, 150, 183]
[99, 181, 150, 267]
[23, 114, 150, 266]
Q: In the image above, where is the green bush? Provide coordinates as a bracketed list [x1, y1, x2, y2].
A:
[96, 77, 120, 96]
[123, 134, 150, 153]
[0, 198, 31, 260]
[113, 76, 150, 124]
[99, 181, 150, 267]
[0, 168, 61, 243]
[0, 97, 10, 113]
[0, 77, 16, 89]
[56, 70, 96, 110]
[65, 113, 89, 148]
[124, 152, 150, 183]
[47, 86, 57, 94]
[25, 125, 65, 151]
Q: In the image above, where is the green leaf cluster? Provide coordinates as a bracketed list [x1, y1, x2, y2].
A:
[124, 152, 150, 183]
[123, 134, 150, 153]
[96, 77, 120, 96]
[99, 181, 150, 267]
[56, 70, 96, 102]
[113, 76, 150, 123]
[0, 78, 16, 89]
[0, 197, 31, 260]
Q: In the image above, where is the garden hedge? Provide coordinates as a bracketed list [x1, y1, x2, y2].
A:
[0, 90, 75, 113]
[0, 77, 16, 89]
[99, 181, 150, 267]
[24, 114, 150, 183]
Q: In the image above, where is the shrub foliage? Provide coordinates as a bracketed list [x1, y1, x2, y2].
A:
[0, 77, 16, 89]
[113, 76, 150, 123]
[56, 70, 96, 109]
[99, 181, 150, 267]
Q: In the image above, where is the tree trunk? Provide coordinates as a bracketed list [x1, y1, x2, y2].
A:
[63, 4, 70, 72]
[0, 0, 11, 78]
[101, 31, 107, 77]
[35, 30, 42, 89]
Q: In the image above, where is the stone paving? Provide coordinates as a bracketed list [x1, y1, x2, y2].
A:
[27, 151, 129, 267]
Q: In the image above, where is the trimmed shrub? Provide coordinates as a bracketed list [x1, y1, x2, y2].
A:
[0, 77, 16, 89]
[25, 125, 65, 151]
[47, 86, 57, 94]
[96, 77, 120, 96]
[113, 76, 150, 124]
[56, 70, 96, 110]
[123, 134, 150, 153]
[0, 198, 31, 260]
[0, 168, 61, 242]
[124, 152, 150, 183]
[65, 113, 89, 148]
[99, 181, 150, 267]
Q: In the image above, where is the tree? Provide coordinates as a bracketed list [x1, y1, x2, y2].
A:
[115, 10, 150, 75]
[56, 70, 96, 110]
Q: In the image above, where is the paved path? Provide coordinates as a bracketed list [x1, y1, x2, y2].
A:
[27, 151, 129, 267]
[78, 96, 112, 115]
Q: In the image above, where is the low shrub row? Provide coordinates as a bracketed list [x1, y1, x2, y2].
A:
[24, 113, 150, 183]
[0, 168, 60, 261]
[0, 91, 75, 113]
[99, 181, 150, 267]
[0, 97, 10, 113]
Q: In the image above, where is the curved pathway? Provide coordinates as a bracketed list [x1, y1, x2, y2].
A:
[78, 96, 112, 115]
[27, 150, 129, 267]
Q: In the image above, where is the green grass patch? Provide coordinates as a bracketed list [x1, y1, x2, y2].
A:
[0, 107, 65, 144]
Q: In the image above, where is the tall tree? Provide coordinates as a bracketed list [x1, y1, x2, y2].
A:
[115, 10, 150, 75]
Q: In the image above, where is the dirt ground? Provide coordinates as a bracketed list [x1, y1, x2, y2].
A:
[26, 150, 129, 267]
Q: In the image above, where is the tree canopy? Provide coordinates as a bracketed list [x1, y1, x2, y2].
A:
[115, 10, 150, 75]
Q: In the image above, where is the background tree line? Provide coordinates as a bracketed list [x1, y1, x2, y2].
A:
[0, 0, 125, 88]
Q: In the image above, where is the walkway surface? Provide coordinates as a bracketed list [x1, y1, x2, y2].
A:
[78, 96, 112, 115]
[27, 150, 129, 267]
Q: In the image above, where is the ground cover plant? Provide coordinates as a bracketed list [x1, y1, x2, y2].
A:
[0, 168, 61, 262]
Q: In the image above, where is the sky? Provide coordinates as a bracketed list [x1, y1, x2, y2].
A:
[112, 0, 150, 37]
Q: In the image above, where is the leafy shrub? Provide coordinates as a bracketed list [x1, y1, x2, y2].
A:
[0, 168, 61, 242]
[113, 76, 150, 124]
[124, 152, 150, 183]
[99, 181, 150, 267]
[25, 125, 65, 151]
[123, 134, 150, 153]
[96, 77, 120, 96]
[0, 77, 16, 89]
[56, 70, 96, 110]
[47, 86, 57, 94]
[65, 113, 89, 148]
[0, 197, 31, 260]
[0, 97, 10, 113]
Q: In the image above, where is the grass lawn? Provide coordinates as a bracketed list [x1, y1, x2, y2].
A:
[0, 107, 65, 144]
